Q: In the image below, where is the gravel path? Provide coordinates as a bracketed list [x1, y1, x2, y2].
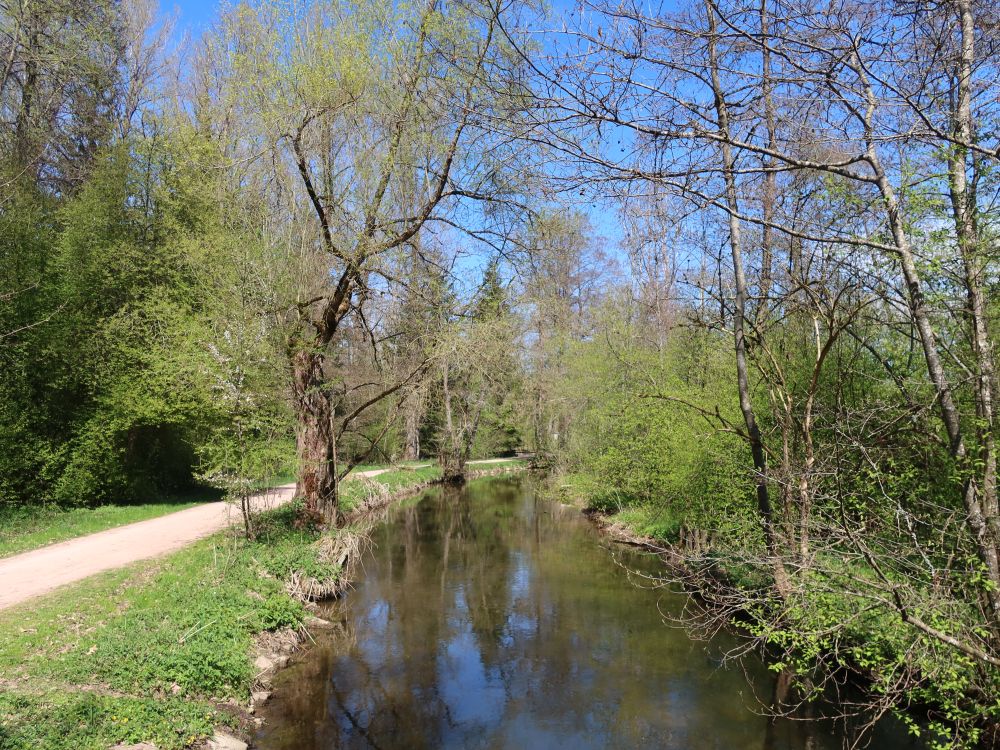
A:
[0, 483, 297, 611]
[0, 460, 518, 611]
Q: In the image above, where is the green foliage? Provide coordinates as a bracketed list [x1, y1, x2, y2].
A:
[554, 305, 756, 547]
[0, 126, 296, 512]
[472, 394, 523, 458]
[615, 505, 684, 541]
[0, 691, 225, 750]
[539, 284, 1000, 745]
[429, 263, 524, 474]
[1, 142, 212, 508]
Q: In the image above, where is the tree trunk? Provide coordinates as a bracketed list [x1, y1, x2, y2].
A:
[705, 0, 789, 597]
[403, 391, 422, 461]
[949, 0, 1000, 572]
[439, 359, 467, 483]
[440, 450, 467, 484]
[290, 346, 338, 525]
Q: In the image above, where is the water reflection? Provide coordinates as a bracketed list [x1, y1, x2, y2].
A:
[256, 478, 920, 750]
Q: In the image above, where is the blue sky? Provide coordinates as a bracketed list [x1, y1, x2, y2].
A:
[166, 0, 219, 39]
[161, 0, 625, 266]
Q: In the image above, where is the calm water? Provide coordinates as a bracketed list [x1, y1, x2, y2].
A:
[256, 477, 919, 750]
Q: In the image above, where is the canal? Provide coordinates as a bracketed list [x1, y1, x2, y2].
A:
[256, 476, 919, 749]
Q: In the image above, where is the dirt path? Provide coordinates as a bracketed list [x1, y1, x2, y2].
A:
[0, 461, 516, 611]
[0, 483, 297, 612]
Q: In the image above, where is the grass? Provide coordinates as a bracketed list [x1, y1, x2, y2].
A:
[346, 459, 430, 474]
[0, 496, 213, 559]
[341, 464, 443, 512]
[467, 457, 526, 469]
[0, 462, 526, 750]
[612, 505, 682, 541]
[0, 500, 331, 750]
[0, 691, 221, 750]
[542, 471, 682, 539]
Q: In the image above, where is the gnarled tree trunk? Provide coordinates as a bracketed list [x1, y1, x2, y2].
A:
[290, 346, 338, 524]
[438, 360, 467, 483]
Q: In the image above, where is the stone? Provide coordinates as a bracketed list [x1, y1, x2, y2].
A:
[253, 654, 274, 671]
[252, 690, 272, 706]
[304, 615, 334, 629]
[273, 654, 290, 669]
[207, 732, 248, 750]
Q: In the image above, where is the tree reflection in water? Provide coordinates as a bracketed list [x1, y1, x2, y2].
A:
[257, 478, 920, 750]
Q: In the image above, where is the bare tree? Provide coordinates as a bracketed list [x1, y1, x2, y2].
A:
[502, 0, 1000, 737]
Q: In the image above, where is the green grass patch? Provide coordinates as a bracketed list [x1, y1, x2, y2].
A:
[0, 501, 335, 750]
[0, 497, 214, 559]
[468, 458, 527, 470]
[550, 471, 600, 499]
[541, 472, 679, 539]
[0, 690, 224, 750]
[613, 505, 682, 541]
[542, 471, 615, 508]
[340, 464, 443, 512]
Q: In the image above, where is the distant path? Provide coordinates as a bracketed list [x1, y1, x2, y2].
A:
[0, 460, 516, 611]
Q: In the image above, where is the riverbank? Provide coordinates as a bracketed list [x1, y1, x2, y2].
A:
[542, 471, 992, 749]
[0, 459, 526, 750]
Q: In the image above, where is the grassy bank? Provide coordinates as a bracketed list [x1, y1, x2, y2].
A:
[341, 464, 442, 512]
[543, 471, 999, 748]
[0, 460, 526, 750]
[0, 499, 324, 750]
[544, 472, 682, 540]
